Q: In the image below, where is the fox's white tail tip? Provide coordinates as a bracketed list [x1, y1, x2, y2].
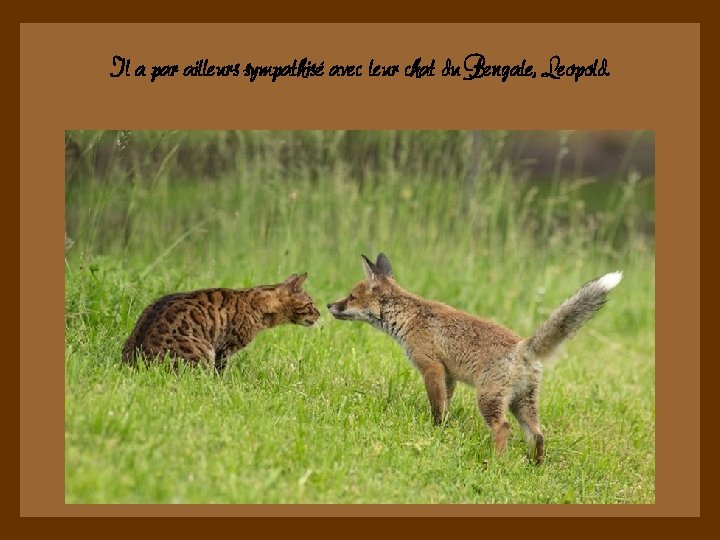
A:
[597, 271, 623, 291]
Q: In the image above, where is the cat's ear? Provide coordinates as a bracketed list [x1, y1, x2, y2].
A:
[362, 254, 377, 282]
[295, 272, 308, 290]
[282, 273, 299, 290]
[375, 253, 393, 278]
[282, 273, 306, 292]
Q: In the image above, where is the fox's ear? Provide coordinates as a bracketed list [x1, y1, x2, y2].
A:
[375, 253, 393, 278]
[362, 254, 377, 281]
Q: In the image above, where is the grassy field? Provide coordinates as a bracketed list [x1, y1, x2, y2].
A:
[65, 131, 655, 504]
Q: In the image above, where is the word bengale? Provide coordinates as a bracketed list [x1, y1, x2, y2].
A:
[463, 54, 535, 82]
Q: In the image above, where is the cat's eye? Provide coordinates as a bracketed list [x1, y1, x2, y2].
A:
[348, 294, 356, 301]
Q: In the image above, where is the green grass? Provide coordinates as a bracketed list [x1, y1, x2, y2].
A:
[65, 132, 654, 504]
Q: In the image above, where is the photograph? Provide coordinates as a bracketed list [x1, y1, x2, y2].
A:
[64, 129, 655, 504]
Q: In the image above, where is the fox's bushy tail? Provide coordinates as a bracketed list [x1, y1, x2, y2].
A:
[524, 272, 623, 361]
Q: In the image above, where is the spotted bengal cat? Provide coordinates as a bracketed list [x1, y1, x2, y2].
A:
[122, 273, 320, 371]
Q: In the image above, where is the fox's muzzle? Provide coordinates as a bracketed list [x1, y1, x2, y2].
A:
[327, 300, 352, 320]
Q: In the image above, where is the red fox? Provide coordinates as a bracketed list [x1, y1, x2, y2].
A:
[327, 253, 622, 464]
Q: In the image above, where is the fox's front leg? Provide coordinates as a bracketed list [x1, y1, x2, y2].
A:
[420, 362, 450, 426]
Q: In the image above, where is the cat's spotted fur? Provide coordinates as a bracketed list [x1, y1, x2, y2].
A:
[122, 273, 319, 371]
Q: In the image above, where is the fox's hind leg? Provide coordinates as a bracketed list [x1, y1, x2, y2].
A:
[477, 391, 511, 456]
[510, 389, 545, 464]
[445, 372, 457, 410]
[476, 365, 512, 456]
